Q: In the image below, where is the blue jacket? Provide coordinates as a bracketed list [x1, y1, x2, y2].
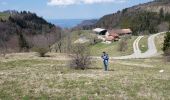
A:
[101, 54, 109, 62]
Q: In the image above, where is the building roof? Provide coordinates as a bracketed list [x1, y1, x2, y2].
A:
[106, 36, 115, 41]
[108, 30, 119, 37]
[93, 28, 107, 33]
[109, 29, 132, 34]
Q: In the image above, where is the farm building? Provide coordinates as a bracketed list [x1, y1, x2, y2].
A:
[110, 29, 132, 36]
[93, 28, 132, 43]
[107, 30, 120, 41]
[93, 28, 108, 35]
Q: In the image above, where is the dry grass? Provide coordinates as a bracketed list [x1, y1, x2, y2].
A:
[139, 35, 148, 53]
[0, 53, 170, 100]
[155, 33, 165, 53]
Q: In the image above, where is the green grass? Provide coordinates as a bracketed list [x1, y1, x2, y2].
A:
[0, 53, 169, 99]
[139, 36, 148, 53]
[90, 36, 137, 56]
[54, 30, 137, 57]
[0, 12, 10, 20]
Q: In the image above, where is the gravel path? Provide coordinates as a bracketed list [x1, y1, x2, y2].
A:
[111, 32, 165, 59]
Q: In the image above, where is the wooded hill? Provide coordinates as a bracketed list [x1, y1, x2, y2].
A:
[77, 0, 170, 35]
[0, 11, 61, 53]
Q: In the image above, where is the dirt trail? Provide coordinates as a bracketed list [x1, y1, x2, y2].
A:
[111, 32, 165, 59]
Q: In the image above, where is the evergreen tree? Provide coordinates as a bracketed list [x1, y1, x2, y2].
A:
[159, 8, 164, 20]
[163, 32, 170, 54]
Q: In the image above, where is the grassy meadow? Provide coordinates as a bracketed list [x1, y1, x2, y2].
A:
[90, 36, 137, 56]
[55, 30, 137, 57]
[139, 36, 148, 53]
[0, 30, 168, 99]
[0, 53, 170, 100]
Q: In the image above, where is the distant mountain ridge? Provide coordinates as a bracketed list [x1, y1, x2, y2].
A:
[77, 19, 98, 27]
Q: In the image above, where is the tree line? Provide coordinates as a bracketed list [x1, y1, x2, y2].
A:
[77, 7, 170, 35]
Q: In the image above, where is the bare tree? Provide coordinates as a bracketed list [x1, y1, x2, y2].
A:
[53, 29, 72, 53]
[69, 44, 91, 70]
[118, 38, 128, 52]
[31, 35, 49, 57]
[158, 22, 169, 32]
[0, 26, 8, 57]
[0, 40, 7, 57]
[55, 31, 63, 53]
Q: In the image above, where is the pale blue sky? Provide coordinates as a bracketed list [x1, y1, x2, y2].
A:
[0, 0, 153, 19]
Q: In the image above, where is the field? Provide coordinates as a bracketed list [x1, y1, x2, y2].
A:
[0, 53, 170, 100]
[0, 30, 168, 99]
[90, 36, 137, 56]
[57, 30, 137, 57]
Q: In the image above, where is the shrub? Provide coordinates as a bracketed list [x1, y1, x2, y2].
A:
[69, 44, 91, 70]
[163, 32, 170, 62]
[90, 36, 102, 45]
[163, 32, 170, 53]
[163, 47, 170, 62]
[118, 38, 128, 52]
[32, 47, 49, 57]
[29, 35, 51, 57]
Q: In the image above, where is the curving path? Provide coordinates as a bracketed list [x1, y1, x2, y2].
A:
[138, 32, 165, 58]
[111, 32, 165, 59]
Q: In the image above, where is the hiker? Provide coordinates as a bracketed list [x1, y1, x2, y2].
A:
[101, 52, 109, 71]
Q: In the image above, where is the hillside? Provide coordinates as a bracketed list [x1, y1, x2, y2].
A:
[78, 0, 170, 35]
[0, 11, 61, 52]
[137, 0, 170, 13]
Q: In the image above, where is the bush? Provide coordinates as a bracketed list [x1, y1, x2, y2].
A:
[32, 47, 49, 57]
[163, 32, 170, 62]
[118, 38, 128, 52]
[90, 36, 102, 45]
[28, 35, 51, 57]
[163, 32, 170, 52]
[69, 44, 91, 70]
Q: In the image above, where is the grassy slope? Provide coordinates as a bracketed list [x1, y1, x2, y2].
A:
[0, 12, 10, 20]
[53, 30, 93, 52]
[155, 33, 165, 53]
[90, 36, 137, 56]
[139, 36, 148, 53]
[59, 30, 137, 56]
[138, 33, 165, 54]
[0, 53, 170, 99]
[57, 30, 165, 57]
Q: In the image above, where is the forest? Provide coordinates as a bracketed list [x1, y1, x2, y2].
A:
[0, 11, 61, 55]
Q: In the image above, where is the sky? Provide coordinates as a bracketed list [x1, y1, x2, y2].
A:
[0, 0, 153, 19]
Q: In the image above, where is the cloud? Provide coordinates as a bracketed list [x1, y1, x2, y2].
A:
[47, 0, 127, 6]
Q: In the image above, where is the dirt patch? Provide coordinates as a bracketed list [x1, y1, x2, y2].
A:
[116, 62, 154, 68]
